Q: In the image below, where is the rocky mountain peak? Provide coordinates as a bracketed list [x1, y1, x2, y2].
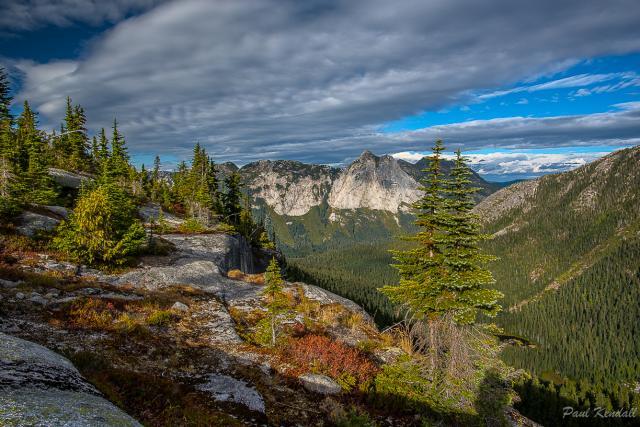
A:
[328, 150, 421, 212]
[355, 149, 377, 162]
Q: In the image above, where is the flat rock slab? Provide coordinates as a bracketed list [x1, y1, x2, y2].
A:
[197, 374, 265, 413]
[0, 389, 142, 427]
[0, 332, 141, 426]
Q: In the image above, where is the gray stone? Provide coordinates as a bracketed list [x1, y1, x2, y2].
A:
[48, 168, 92, 189]
[171, 301, 189, 312]
[139, 203, 185, 226]
[16, 211, 60, 237]
[39, 205, 70, 219]
[29, 294, 47, 306]
[299, 373, 342, 395]
[0, 278, 21, 289]
[0, 332, 142, 426]
[15, 292, 25, 300]
[197, 374, 265, 413]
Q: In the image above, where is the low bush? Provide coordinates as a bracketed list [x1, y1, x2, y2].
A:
[177, 217, 207, 234]
[146, 309, 175, 327]
[283, 335, 378, 391]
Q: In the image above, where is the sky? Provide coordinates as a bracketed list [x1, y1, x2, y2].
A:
[1, 0, 640, 181]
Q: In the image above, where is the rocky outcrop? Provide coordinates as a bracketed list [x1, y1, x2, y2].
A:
[328, 151, 421, 212]
[48, 168, 92, 189]
[0, 332, 141, 426]
[16, 211, 61, 237]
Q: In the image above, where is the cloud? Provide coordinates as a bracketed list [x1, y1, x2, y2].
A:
[392, 148, 618, 180]
[478, 72, 639, 100]
[516, 98, 529, 105]
[9, 0, 640, 166]
[463, 151, 605, 177]
[0, 0, 166, 32]
[391, 151, 426, 162]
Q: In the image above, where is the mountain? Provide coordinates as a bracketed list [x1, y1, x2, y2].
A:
[283, 145, 640, 424]
[473, 146, 640, 389]
[226, 150, 498, 254]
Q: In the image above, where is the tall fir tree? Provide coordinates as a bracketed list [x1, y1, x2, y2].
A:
[0, 67, 17, 215]
[222, 172, 242, 226]
[380, 140, 502, 325]
[0, 67, 12, 124]
[103, 119, 130, 184]
[440, 149, 503, 324]
[16, 102, 56, 204]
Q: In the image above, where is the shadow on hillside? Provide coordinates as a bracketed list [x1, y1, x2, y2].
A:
[512, 378, 639, 427]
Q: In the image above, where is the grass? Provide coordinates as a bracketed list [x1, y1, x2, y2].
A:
[61, 296, 183, 337]
[147, 309, 175, 327]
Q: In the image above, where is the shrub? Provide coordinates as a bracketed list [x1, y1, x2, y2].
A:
[146, 309, 175, 327]
[283, 335, 378, 391]
[68, 298, 116, 330]
[178, 217, 207, 234]
[54, 183, 146, 267]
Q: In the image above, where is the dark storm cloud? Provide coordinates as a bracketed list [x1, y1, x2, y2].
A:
[8, 0, 640, 164]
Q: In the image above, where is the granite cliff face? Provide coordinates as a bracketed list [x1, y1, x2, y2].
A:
[236, 150, 496, 217]
[241, 160, 337, 216]
[327, 151, 421, 212]
[221, 150, 498, 253]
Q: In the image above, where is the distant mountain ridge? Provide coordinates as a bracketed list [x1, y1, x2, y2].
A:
[214, 150, 499, 254]
[473, 145, 640, 388]
[224, 150, 498, 216]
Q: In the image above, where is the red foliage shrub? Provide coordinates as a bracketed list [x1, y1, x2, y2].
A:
[283, 335, 378, 385]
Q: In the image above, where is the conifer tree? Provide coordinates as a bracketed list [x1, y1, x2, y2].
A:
[381, 140, 450, 319]
[103, 119, 130, 183]
[380, 140, 502, 325]
[99, 128, 109, 160]
[0, 67, 12, 124]
[262, 257, 289, 346]
[440, 149, 503, 323]
[16, 101, 56, 204]
[54, 183, 146, 266]
[91, 136, 99, 165]
[207, 157, 222, 214]
[0, 68, 19, 216]
[222, 172, 242, 225]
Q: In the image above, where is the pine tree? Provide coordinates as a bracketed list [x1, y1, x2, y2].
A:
[54, 183, 146, 266]
[380, 140, 451, 320]
[380, 141, 502, 325]
[222, 172, 242, 225]
[0, 67, 12, 124]
[102, 119, 130, 184]
[0, 68, 19, 217]
[207, 157, 222, 214]
[16, 101, 56, 204]
[440, 149, 503, 324]
[262, 257, 288, 346]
